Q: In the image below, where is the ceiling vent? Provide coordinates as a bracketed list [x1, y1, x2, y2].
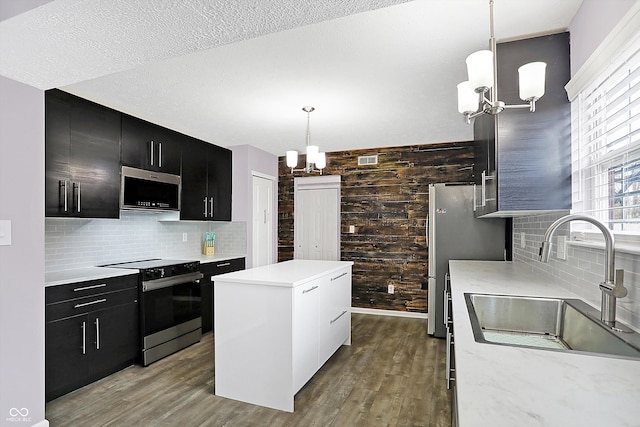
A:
[358, 155, 378, 166]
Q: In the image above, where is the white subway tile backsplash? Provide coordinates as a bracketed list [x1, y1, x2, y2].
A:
[513, 212, 640, 330]
[45, 212, 246, 272]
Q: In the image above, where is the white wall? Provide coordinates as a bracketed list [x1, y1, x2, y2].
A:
[568, 0, 636, 75]
[230, 145, 278, 268]
[0, 76, 46, 426]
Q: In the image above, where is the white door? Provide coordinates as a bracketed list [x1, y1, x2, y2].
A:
[252, 173, 274, 267]
[294, 176, 340, 261]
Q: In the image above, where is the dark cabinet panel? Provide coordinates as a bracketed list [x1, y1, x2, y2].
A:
[45, 89, 121, 219]
[473, 32, 571, 217]
[45, 315, 88, 401]
[200, 258, 245, 333]
[121, 115, 181, 175]
[45, 276, 139, 401]
[181, 140, 232, 221]
[181, 139, 209, 220]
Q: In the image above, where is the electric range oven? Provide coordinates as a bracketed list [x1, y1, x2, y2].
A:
[103, 259, 203, 366]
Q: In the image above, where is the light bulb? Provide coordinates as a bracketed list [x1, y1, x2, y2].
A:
[457, 81, 478, 114]
[315, 152, 326, 169]
[466, 50, 494, 92]
[286, 150, 298, 168]
[518, 62, 547, 101]
[306, 145, 319, 164]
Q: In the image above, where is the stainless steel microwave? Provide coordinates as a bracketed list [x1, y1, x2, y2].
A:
[120, 166, 181, 211]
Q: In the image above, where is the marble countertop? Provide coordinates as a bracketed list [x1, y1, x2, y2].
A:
[214, 259, 353, 288]
[45, 254, 246, 286]
[449, 261, 640, 427]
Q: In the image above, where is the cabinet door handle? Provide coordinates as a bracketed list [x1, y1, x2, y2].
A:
[209, 197, 214, 218]
[263, 209, 267, 224]
[203, 197, 208, 217]
[302, 285, 319, 294]
[81, 321, 86, 355]
[74, 298, 107, 309]
[216, 262, 231, 268]
[330, 310, 348, 324]
[446, 329, 451, 388]
[60, 180, 69, 212]
[331, 272, 347, 281]
[481, 170, 487, 207]
[73, 283, 107, 292]
[158, 142, 162, 168]
[95, 317, 100, 350]
[473, 184, 477, 211]
[72, 182, 81, 213]
[150, 140, 154, 166]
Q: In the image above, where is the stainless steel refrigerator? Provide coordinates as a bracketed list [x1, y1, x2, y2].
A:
[427, 183, 507, 338]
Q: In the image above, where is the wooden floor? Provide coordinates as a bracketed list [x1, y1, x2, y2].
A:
[46, 314, 451, 426]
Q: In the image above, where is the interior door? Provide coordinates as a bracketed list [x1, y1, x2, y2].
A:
[294, 176, 340, 261]
[252, 174, 274, 267]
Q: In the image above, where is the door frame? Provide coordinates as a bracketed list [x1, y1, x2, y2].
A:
[293, 175, 341, 260]
[251, 171, 276, 268]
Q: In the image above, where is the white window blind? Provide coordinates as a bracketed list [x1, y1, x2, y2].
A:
[572, 30, 640, 234]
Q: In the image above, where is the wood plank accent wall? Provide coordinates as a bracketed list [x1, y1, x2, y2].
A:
[278, 141, 474, 313]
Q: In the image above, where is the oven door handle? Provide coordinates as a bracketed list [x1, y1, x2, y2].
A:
[142, 272, 204, 292]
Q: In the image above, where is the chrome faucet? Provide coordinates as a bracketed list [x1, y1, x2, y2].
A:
[539, 214, 627, 327]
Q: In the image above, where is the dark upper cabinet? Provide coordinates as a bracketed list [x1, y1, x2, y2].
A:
[121, 114, 181, 175]
[473, 32, 572, 217]
[45, 90, 121, 219]
[181, 138, 232, 221]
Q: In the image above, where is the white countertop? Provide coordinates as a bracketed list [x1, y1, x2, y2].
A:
[45, 267, 138, 287]
[196, 254, 246, 264]
[45, 254, 246, 286]
[214, 259, 353, 288]
[449, 261, 640, 427]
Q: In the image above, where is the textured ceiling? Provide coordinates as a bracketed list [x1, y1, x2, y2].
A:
[0, 0, 584, 156]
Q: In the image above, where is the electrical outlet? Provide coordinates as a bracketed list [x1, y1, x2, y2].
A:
[349, 225, 355, 234]
[388, 284, 395, 294]
[557, 235, 567, 260]
[520, 232, 526, 249]
[182, 233, 188, 242]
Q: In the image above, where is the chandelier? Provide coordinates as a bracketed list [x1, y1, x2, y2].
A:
[286, 106, 326, 174]
[457, 0, 547, 124]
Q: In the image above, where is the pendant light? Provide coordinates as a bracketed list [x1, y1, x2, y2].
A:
[457, 0, 547, 124]
[286, 106, 326, 174]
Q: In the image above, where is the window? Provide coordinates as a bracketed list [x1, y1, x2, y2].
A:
[572, 29, 640, 235]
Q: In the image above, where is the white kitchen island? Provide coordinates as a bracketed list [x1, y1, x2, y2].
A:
[213, 259, 353, 412]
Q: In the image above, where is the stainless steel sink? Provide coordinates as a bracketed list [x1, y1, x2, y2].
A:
[465, 293, 640, 360]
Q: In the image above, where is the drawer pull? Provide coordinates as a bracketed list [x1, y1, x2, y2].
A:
[330, 310, 348, 324]
[73, 283, 107, 292]
[216, 262, 231, 268]
[81, 321, 86, 355]
[302, 285, 319, 294]
[74, 298, 107, 309]
[95, 317, 100, 350]
[331, 272, 348, 281]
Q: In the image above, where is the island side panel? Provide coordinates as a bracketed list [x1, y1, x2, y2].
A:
[214, 280, 295, 412]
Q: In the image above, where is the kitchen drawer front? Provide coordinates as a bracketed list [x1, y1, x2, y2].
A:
[46, 274, 138, 304]
[46, 288, 138, 322]
[202, 257, 245, 277]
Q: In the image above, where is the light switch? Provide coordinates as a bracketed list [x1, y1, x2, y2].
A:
[0, 220, 11, 246]
[349, 225, 355, 234]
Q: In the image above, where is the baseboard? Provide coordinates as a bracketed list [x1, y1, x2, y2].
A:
[351, 307, 428, 319]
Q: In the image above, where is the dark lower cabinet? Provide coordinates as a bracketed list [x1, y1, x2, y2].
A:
[45, 275, 139, 401]
[200, 258, 245, 333]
